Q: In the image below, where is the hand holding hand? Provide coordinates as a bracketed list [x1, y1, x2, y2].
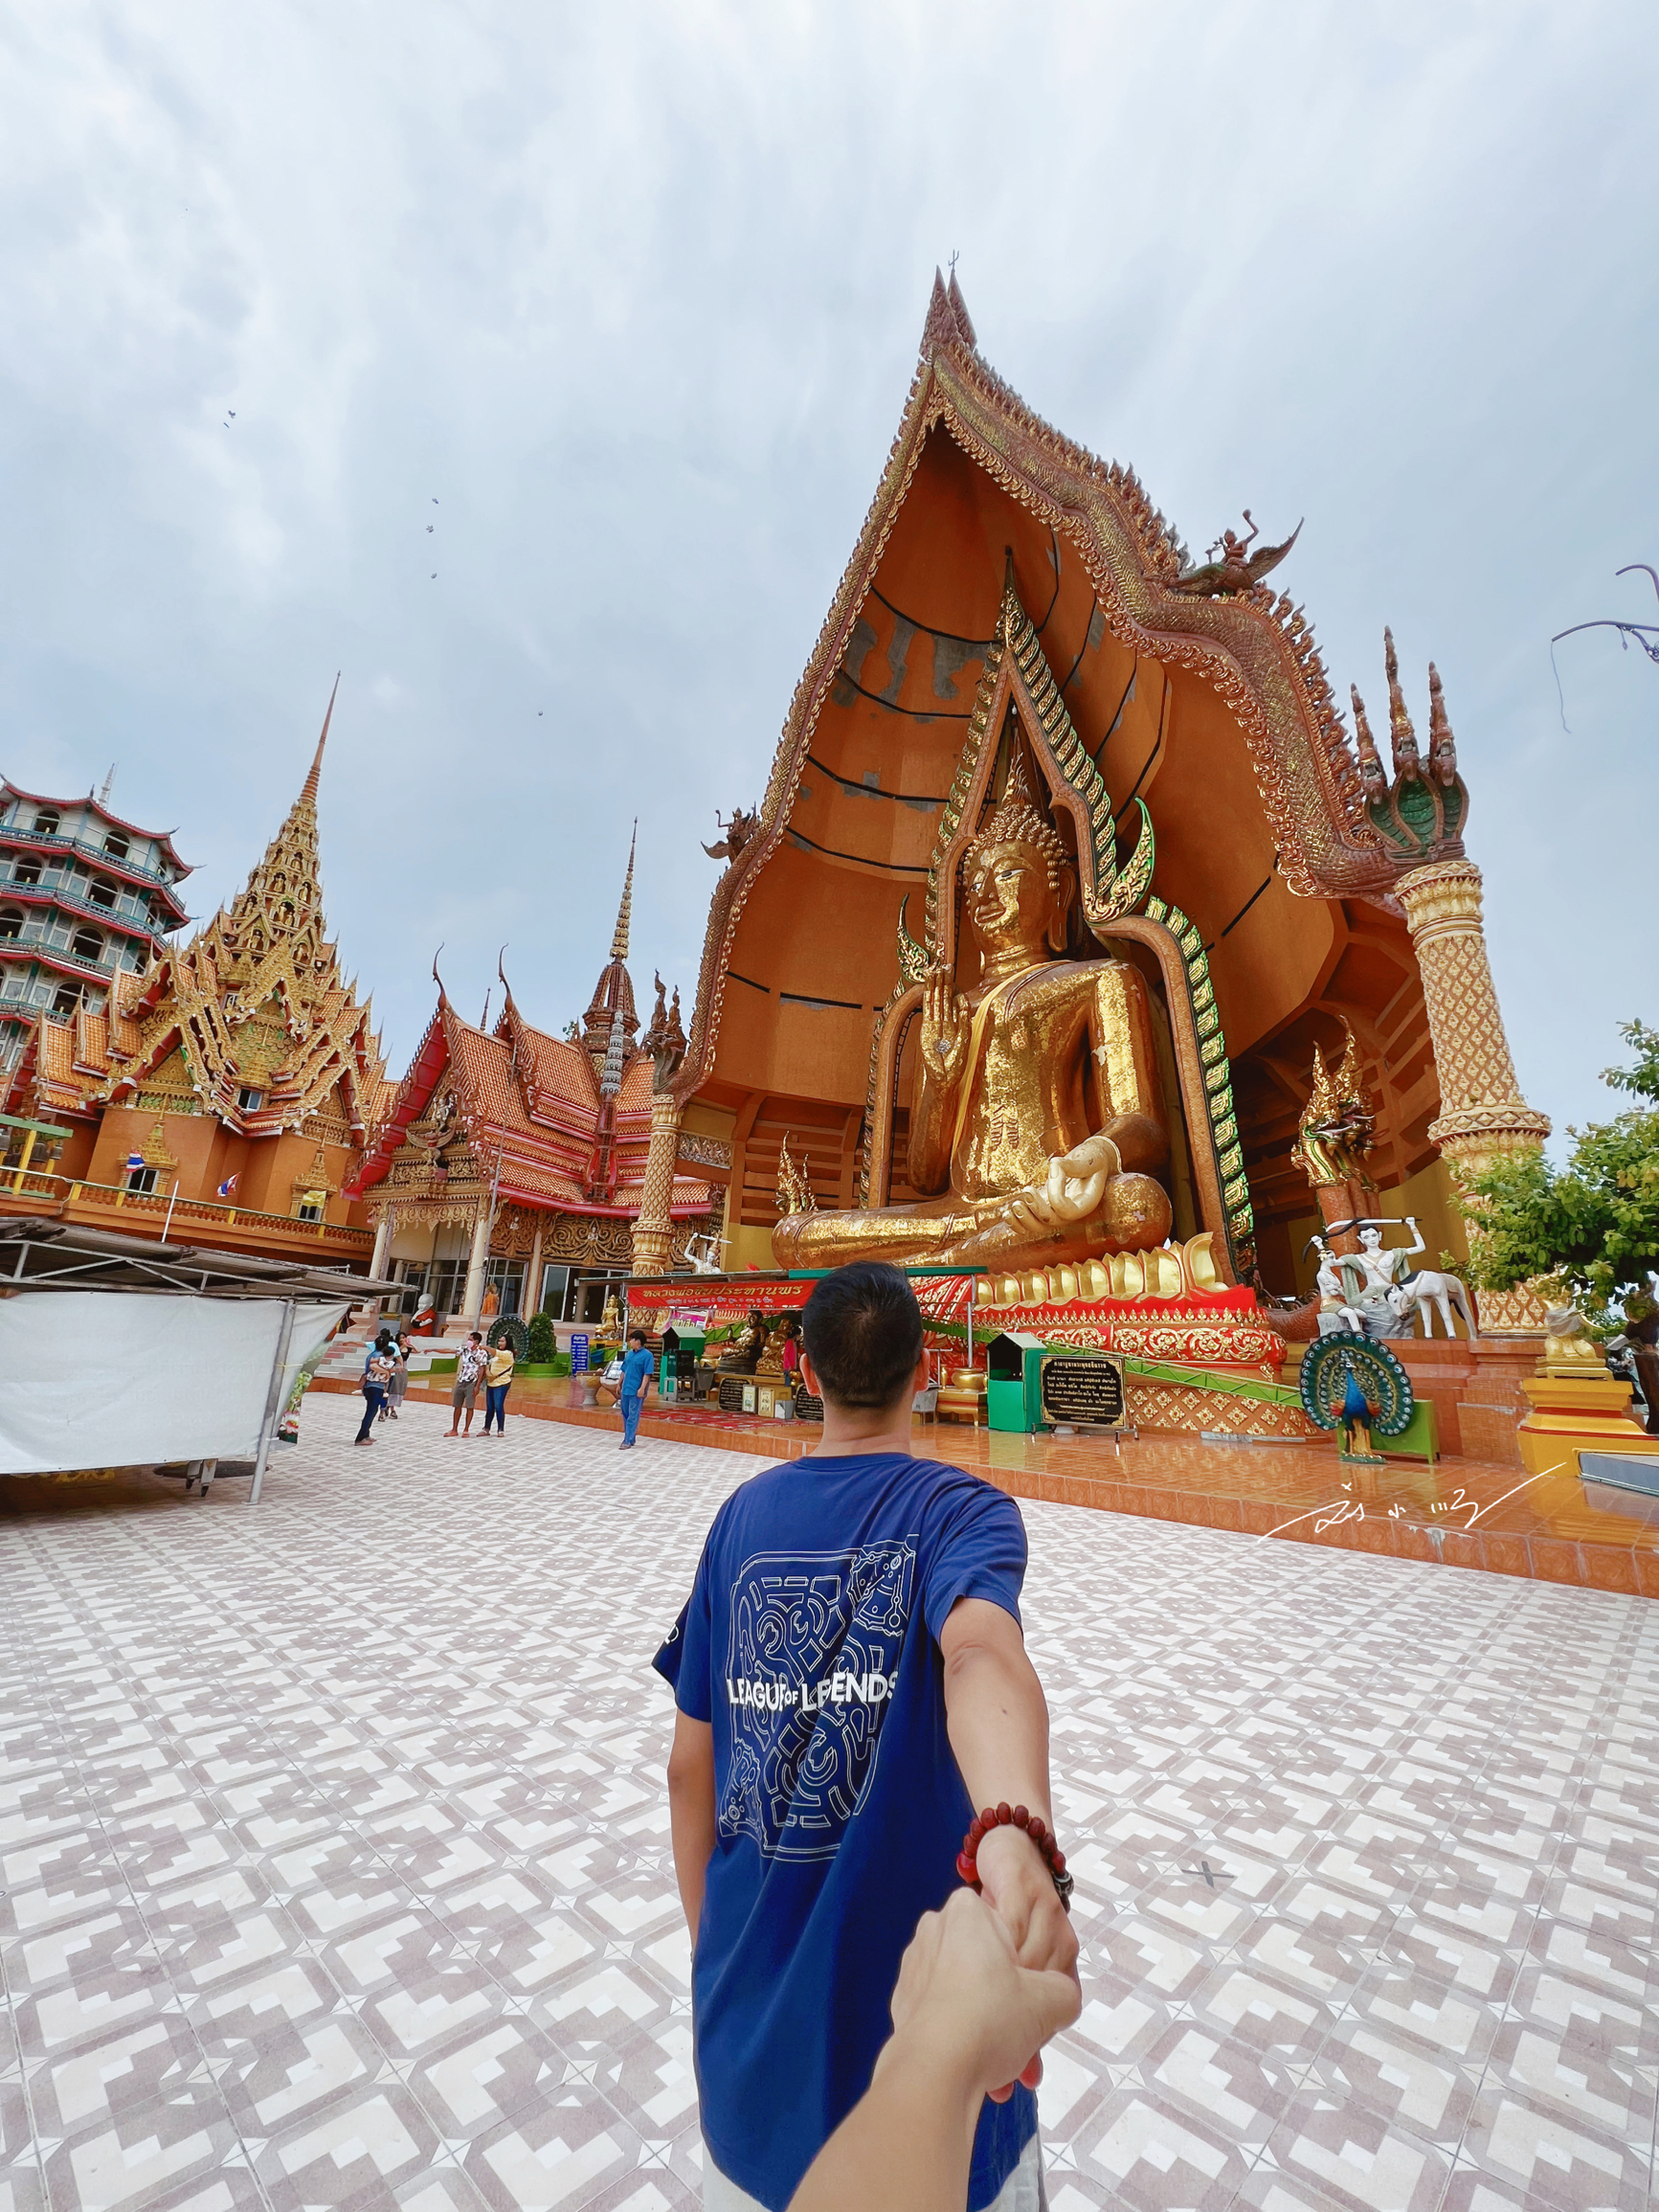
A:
[883, 1888, 1081, 2112]
[973, 1822, 1080, 1975]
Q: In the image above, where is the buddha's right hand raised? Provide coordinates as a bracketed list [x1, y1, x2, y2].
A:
[920, 964, 971, 1088]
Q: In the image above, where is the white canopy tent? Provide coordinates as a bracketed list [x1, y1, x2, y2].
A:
[0, 1220, 396, 1499]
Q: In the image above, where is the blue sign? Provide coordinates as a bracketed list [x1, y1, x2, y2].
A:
[571, 1333, 590, 1374]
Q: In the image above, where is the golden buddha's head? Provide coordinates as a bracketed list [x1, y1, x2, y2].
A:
[962, 764, 1073, 957]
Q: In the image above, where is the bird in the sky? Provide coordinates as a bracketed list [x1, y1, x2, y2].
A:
[431, 573, 437, 579]
[426, 524, 434, 533]
[432, 497, 438, 505]
[228, 410, 235, 418]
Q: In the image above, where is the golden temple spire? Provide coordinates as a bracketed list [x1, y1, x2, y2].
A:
[921, 264, 977, 358]
[610, 821, 637, 961]
[1350, 683, 1384, 791]
[301, 674, 339, 808]
[124, 688, 387, 1140]
[1382, 627, 1419, 772]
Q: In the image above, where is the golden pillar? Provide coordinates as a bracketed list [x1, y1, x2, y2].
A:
[1397, 857, 1551, 1335]
[631, 1091, 683, 1276]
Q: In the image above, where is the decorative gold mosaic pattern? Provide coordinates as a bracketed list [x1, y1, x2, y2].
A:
[631, 1095, 684, 1275]
[1397, 864, 1541, 1132]
[1126, 1380, 1313, 1437]
[1395, 859, 1553, 1334]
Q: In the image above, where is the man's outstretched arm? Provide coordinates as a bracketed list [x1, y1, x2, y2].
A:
[940, 1597, 1077, 1983]
[666, 1709, 715, 1943]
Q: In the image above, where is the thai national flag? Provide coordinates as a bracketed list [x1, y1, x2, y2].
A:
[124, 1152, 146, 1172]
[217, 1173, 238, 1199]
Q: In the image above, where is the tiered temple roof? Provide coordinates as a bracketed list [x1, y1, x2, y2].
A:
[347, 846, 708, 1225]
[4, 688, 389, 1138]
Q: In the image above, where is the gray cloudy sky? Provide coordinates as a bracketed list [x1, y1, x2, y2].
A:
[2, 2, 1654, 1138]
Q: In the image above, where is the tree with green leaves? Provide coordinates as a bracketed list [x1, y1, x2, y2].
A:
[1459, 1020, 1659, 1331]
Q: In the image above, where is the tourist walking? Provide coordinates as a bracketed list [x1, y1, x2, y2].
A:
[386, 1325, 410, 1418]
[656, 1261, 1077, 2209]
[445, 1331, 487, 1437]
[356, 1331, 396, 1445]
[482, 1333, 515, 1434]
[617, 1325, 653, 1449]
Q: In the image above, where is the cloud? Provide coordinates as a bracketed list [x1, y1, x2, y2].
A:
[0, 0, 1653, 1140]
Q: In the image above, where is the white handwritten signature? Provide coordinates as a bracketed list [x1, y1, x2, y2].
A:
[1262, 1471, 1546, 1545]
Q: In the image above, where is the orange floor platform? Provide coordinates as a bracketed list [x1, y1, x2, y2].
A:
[377, 1374, 1659, 1597]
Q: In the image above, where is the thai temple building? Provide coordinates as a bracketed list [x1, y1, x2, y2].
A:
[626, 274, 1552, 1456]
[0, 691, 389, 1268]
[347, 833, 718, 1327]
[0, 778, 191, 1070]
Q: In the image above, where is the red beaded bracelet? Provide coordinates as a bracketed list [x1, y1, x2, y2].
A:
[957, 1802, 1074, 1914]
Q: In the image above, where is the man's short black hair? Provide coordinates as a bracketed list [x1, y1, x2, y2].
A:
[801, 1262, 923, 1410]
[627, 1327, 647, 1345]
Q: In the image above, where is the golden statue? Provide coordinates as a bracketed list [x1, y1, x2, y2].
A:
[773, 761, 1172, 1269]
[1290, 1022, 1374, 1191]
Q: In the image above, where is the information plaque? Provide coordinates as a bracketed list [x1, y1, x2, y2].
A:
[1039, 1352, 1127, 1429]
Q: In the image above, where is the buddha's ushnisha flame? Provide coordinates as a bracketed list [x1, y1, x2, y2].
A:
[962, 748, 1070, 894]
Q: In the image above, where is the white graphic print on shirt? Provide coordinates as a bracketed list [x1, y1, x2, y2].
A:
[720, 1539, 916, 1861]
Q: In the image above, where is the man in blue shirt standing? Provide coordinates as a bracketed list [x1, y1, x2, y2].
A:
[619, 1325, 655, 1450]
[655, 1261, 1077, 2210]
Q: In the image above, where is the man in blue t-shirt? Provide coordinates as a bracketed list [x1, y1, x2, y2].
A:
[618, 1326, 655, 1449]
[655, 1262, 1078, 2211]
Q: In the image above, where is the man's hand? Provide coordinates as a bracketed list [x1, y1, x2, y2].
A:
[973, 1822, 1079, 1977]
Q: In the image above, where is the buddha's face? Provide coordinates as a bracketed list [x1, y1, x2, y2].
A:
[965, 838, 1059, 954]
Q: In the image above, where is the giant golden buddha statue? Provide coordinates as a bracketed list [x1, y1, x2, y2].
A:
[773, 762, 1174, 1270]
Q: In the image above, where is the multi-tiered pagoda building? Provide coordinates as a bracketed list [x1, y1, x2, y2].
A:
[0, 780, 191, 1070]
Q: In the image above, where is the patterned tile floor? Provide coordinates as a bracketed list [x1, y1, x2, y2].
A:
[2, 1401, 1655, 2212]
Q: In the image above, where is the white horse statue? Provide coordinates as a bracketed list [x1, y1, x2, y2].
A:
[1387, 1271, 1478, 1341]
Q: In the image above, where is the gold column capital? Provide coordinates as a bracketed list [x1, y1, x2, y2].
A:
[1396, 856, 1488, 937]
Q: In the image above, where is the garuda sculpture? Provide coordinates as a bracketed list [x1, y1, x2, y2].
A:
[773, 756, 1173, 1270]
[1168, 511, 1302, 598]
[704, 806, 759, 863]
